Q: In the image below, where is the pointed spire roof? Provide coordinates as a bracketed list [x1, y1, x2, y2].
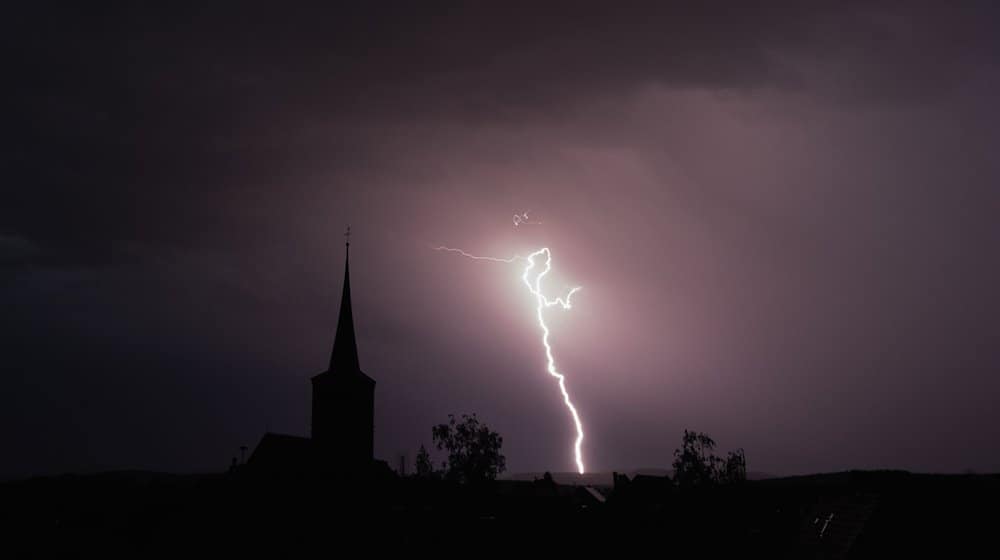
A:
[330, 229, 360, 372]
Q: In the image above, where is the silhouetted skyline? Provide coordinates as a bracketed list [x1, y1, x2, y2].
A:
[4, 2, 1000, 479]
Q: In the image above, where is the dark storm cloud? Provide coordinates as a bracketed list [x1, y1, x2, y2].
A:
[4, 2, 1000, 478]
[6, 2, 997, 266]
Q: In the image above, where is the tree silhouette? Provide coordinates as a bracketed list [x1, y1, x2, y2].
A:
[672, 430, 747, 487]
[720, 448, 747, 484]
[415, 444, 434, 478]
[431, 413, 506, 484]
[672, 430, 722, 488]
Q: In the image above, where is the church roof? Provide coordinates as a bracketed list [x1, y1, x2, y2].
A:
[245, 433, 316, 474]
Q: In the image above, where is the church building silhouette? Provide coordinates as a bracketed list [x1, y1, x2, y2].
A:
[246, 237, 384, 477]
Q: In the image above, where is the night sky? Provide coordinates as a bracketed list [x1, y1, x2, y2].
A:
[4, 2, 1000, 479]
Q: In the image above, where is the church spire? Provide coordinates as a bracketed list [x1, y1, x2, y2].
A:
[330, 226, 360, 372]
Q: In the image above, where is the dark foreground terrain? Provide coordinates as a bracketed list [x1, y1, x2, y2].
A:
[2, 468, 998, 557]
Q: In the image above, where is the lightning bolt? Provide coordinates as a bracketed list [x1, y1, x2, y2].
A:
[434, 245, 586, 474]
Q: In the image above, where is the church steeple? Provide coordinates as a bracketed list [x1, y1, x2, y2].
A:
[311, 226, 375, 460]
[330, 227, 360, 372]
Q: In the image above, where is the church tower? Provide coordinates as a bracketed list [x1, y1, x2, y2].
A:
[311, 233, 376, 468]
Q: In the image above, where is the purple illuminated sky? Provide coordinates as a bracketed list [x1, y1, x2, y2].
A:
[4, 2, 1000, 478]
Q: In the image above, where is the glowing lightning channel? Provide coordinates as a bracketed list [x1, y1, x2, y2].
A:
[431, 245, 523, 263]
[522, 248, 585, 474]
[433, 245, 586, 474]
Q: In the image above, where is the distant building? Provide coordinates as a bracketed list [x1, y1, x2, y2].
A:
[493, 473, 607, 510]
[611, 471, 674, 507]
[247, 239, 380, 477]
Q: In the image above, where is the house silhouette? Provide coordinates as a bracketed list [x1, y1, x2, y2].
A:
[246, 237, 382, 477]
